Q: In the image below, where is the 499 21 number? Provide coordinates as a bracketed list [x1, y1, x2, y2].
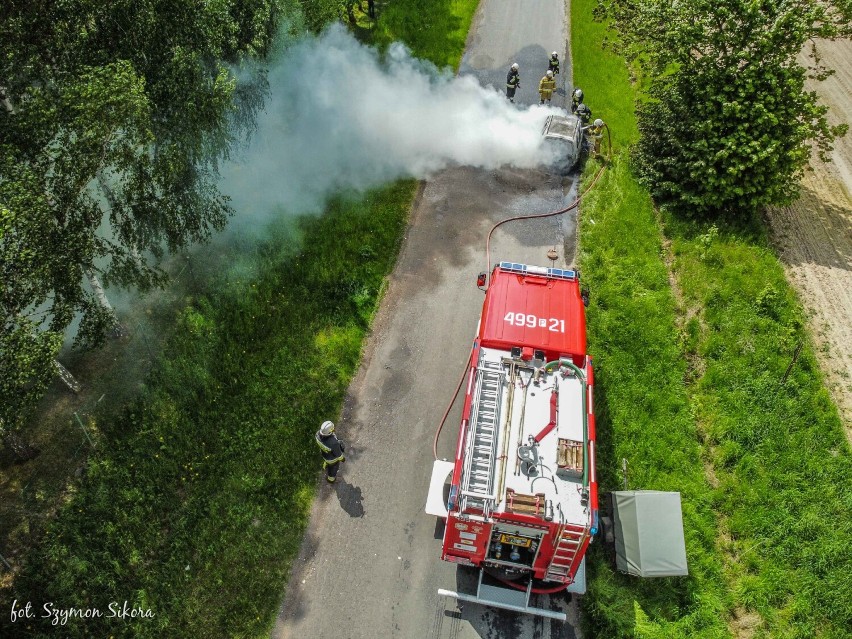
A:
[503, 312, 565, 333]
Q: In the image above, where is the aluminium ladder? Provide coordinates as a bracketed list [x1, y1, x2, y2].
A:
[545, 522, 589, 582]
[460, 360, 504, 512]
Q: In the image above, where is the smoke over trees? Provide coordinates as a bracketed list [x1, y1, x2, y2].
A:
[1, 2, 560, 454]
[0, 0, 288, 453]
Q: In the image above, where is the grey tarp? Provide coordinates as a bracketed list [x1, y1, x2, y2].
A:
[612, 491, 689, 577]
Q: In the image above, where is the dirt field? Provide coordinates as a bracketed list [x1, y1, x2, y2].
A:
[766, 38, 852, 441]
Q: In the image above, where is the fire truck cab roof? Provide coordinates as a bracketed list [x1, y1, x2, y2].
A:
[478, 262, 586, 363]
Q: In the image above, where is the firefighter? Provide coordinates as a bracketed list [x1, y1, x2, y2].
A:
[548, 52, 560, 76]
[506, 63, 520, 103]
[315, 420, 345, 483]
[583, 118, 605, 157]
[539, 70, 556, 105]
[571, 88, 583, 114]
[576, 101, 592, 125]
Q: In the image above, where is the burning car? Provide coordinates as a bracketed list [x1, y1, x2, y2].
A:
[540, 112, 583, 174]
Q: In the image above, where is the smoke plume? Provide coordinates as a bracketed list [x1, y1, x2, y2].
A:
[220, 24, 562, 218]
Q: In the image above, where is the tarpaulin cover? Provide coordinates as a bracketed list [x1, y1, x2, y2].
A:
[612, 491, 688, 577]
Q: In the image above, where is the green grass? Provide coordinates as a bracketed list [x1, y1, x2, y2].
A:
[665, 213, 852, 638]
[373, 0, 480, 69]
[572, 0, 851, 637]
[6, 184, 414, 638]
[569, 2, 637, 151]
[577, 155, 729, 638]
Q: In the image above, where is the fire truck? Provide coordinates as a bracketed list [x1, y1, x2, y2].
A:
[426, 261, 598, 621]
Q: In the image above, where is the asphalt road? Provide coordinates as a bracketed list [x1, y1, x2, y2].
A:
[273, 2, 582, 637]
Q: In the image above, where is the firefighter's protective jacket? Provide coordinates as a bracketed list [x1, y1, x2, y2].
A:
[549, 56, 560, 75]
[506, 69, 520, 89]
[539, 75, 556, 100]
[315, 431, 345, 465]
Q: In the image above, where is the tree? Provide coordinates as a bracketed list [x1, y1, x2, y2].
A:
[0, 323, 63, 460]
[297, 0, 350, 32]
[0, 0, 288, 456]
[0, 172, 68, 454]
[598, 0, 851, 217]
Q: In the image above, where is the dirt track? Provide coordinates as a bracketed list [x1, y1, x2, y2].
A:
[766, 38, 852, 440]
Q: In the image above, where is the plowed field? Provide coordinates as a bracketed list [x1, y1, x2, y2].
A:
[766, 38, 852, 440]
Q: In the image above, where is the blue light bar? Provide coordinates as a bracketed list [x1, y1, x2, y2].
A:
[498, 261, 577, 281]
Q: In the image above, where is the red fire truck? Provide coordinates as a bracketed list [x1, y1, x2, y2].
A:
[426, 261, 598, 621]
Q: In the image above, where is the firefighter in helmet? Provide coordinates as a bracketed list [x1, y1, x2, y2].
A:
[571, 88, 583, 114]
[583, 118, 605, 157]
[576, 101, 592, 125]
[539, 70, 556, 105]
[548, 51, 560, 76]
[315, 420, 345, 483]
[506, 63, 520, 103]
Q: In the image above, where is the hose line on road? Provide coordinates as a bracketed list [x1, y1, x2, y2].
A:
[484, 155, 609, 283]
[494, 574, 569, 595]
[433, 351, 472, 461]
[432, 147, 611, 462]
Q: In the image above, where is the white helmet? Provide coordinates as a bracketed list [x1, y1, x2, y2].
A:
[573, 88, 583, 100]
[552, 51, 558, 58]
[320, 420, 335, 436]
[594, 119, 603, 127]
[546, 70, 553, 78]
[511, 63, 519, 71]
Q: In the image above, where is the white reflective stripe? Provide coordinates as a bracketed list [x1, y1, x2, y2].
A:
[589, 441, 595, 483]
[457, 420, 468, 459]
[588, 385, 593, 414]
[467, 368, 475, 395]
[453, 543, 477, 553]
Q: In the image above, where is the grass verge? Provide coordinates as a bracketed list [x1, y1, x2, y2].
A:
[5, 184, 412, 638]
[373, 0, 480, 69]
[2, 2, 481, 636]
[572, 0, 851, 637]
[665, 213, 851, 638]
[577, 154, 729, 637]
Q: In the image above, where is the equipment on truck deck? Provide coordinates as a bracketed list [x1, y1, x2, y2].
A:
[426, 261, 599, 621]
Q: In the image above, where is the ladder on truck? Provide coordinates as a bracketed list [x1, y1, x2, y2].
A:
[546, 523, 590, 582]
[460, 360, 504, 513]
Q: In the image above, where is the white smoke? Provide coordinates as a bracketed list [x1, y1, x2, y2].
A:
[221, 24, 563, 216]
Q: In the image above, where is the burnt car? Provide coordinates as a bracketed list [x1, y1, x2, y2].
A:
[540, 112, 583, 174]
